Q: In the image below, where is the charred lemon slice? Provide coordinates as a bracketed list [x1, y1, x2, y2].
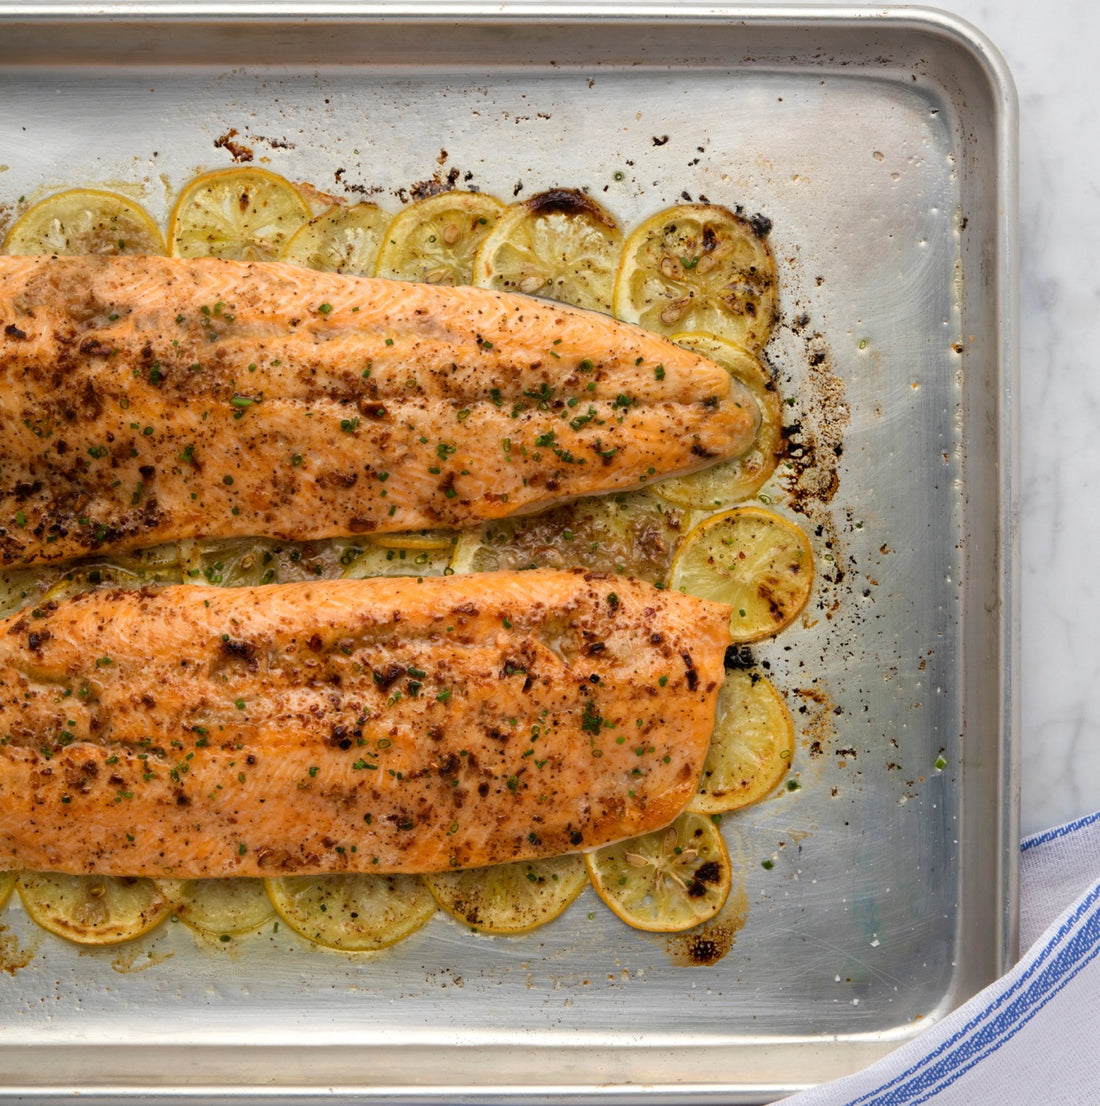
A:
[169, 168, 310, 260]
[669, 506, 813, 643]
[169, 878, 275, 939]
[425, 855, 588, 936]
[3, 188, 165, 256]
[283, 202, 391, 275]
[0, 870, 14, 911]
[375, 191, 504, 285]
[689, 669, 795, 814]
[17, 872, 174, 946]
[264, 874, 436, 952]
[473, 188, 623, 313]
[585, 812, 731, 933]
[613, 203, 777, 350]
[655, 332, 783, 508]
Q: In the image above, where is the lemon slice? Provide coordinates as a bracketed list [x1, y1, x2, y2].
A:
[336, 531, 456, 579]
[425, 855, 588, 936]
[178, 537, 334, 586]
[3, 188, 165, 256]
[472, 188, 623, 313]
[0, 565, 47, 618]
[669, 506, 814, 643]
[176, 535, 454, 587]
[688, 669, 795, 814]
[17, 872, 174, 946]
[283, 202, 391, 275]
[168, 168, 310, 260]
[585, 812, 732, 933]
[613, 203, 777, 350]
[0, 870, 15, 911]
[169, 878, 275, 939]
[367, 531, 456, 553]
[178, 537, 283, 587]
[264, 874, 436, 952]
[448, 489, 689, 579]
[0, 546, 180, 619]
[338, 541, 455, 579]
[30, 545, 182, 607]
[375, 191, 504, 285]
[655, 332, 784, 508]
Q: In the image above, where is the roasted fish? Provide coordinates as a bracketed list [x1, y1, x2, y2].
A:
[0, 255, 760, 565]
[0, 570, 732, 877]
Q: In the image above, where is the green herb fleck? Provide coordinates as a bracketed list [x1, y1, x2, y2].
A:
[581, 698, 604, 735]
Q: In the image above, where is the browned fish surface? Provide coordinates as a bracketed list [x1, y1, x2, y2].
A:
[0, 570, 732, 877]
[0, 255, 759, 566]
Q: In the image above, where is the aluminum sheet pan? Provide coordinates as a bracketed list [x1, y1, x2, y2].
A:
[0, 4, 1018, 1102]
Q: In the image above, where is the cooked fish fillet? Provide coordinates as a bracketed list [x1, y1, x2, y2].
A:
[0, 255, 760, 566]
[0, 570, 732, 877]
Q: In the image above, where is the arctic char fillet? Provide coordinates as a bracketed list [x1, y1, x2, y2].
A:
[0, 570, 732, 877]
[0, 255, 760, 566]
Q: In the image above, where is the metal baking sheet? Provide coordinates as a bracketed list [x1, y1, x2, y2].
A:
[0, 4, 1018, 1102]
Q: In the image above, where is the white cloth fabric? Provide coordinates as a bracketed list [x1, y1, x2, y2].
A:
[775, 812, 1100, 1105]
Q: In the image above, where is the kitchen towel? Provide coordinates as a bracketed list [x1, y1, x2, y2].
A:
[775, 811, 1100, 1105]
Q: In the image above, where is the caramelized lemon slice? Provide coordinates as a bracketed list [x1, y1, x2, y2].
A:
[425, 855, 588, 936]
[0, 870, 14, 911]
[655, 332, 784, 508]
[283, 202, 391, 275]
[169, 878, 275, 938]
[585, 812, 731, 933]
[3, 188, 165, 256]
[264, 874, 436, 952]
[17, 872, 174, 946]
[375, 191, 504, 285]
[613, 203, 777, 350]
[669, 506, 813, 643]
[473, 188, 623, 313]
[689, 669, 795, 814]
[168, 168, 310, 260]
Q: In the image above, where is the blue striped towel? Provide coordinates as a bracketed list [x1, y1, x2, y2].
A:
[775, 812, 1100, 1105]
